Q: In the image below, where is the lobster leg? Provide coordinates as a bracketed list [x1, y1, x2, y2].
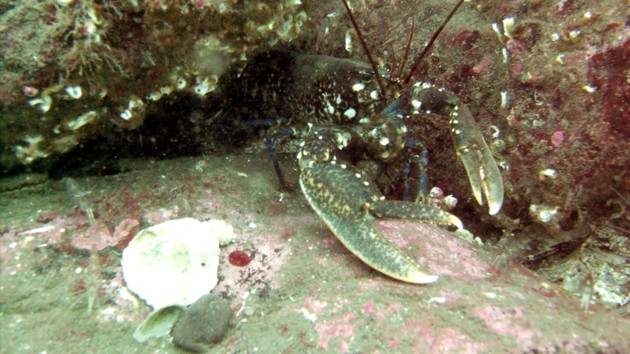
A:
[267, 129, 288, 189]
[266, 126, 302, 190]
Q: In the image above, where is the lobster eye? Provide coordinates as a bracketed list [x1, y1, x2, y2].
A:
[359, 72, 373, 83]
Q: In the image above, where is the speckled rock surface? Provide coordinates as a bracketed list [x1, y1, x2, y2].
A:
[1, 154, 628, 353]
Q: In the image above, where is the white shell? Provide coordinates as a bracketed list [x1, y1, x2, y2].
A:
[119, 110, 132, 120]
[28, 95, 52, 113]
[146, 92, 163, 101]
[66, 110, 97, 130]
[122, 218, 235, 309]
[65, 85, 83, 99]
[194, 77, 211, 96]
[175, 77, 187, 90]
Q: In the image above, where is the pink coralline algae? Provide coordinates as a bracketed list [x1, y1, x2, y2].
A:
[472, 55, 492, 74]
[315, 311, 356, 352]
[215, 232, 290, 300]
[374, 221, 489, 281]
[473, 304, 536, 349]
[71, 223, 116, 251]
[71, 218, 140, 251]
[550, 130, 565, 147]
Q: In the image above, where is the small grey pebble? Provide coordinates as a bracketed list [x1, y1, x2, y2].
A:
[171, 293, 233, 353]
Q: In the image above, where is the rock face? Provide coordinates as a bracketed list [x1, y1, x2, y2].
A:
[0, 0, 309, 172]
[121, 218, 235, 309]
[171, 293, 233, 353]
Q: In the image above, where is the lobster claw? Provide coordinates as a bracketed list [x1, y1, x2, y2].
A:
[449, 102, 504, 215]
[299, 151, 462, 284]
[385, 85, 504, 215]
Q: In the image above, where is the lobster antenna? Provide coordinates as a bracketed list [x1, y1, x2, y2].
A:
[402, 0, 465, 84]
[388, 48, 398, 83]
[341, 0, 387, 97]
[396, 16, 415, 80]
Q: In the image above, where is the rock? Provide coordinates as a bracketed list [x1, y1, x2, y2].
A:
[121, 218, 235, 309]
[171, 293, 233, 353]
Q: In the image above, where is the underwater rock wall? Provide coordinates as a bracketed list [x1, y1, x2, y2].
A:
[1, 0, 628, 239]
[306, 0, 629, 237]
[0, 0, 309, 169]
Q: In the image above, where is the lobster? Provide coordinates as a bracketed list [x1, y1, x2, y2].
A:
[215, 0, 504, 284]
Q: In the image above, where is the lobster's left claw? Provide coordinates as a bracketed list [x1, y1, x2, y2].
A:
[448, 103, 504, 215]
[391, 86, 505, 215]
